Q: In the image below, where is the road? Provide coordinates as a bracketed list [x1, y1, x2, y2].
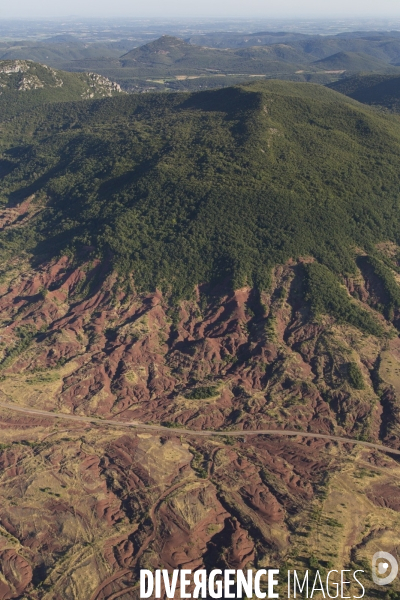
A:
[1, 399, 400, 455]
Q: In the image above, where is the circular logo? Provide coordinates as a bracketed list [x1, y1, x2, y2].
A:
[372, 552, 399, 586]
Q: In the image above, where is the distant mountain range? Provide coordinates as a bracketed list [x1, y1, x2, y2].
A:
[0, 38, 132, 63]
[186, 29, 400, 48]
[3, 31, 400, 92]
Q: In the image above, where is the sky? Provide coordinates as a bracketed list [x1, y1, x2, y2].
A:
[2, 0, 400, 19]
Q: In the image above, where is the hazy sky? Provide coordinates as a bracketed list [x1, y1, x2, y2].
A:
[2, 0, 400, 19]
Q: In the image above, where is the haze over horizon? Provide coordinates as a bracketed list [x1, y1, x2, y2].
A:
[2, 0, 400, 20]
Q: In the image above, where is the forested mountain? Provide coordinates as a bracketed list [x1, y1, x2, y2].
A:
[2, 80, 400, 298]
[312, 50, 398, 73]
[1, 79, 400, 598]
[120, 35, 304, 71]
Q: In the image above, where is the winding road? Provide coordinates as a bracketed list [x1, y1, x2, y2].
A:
[1, 399, 400, 455]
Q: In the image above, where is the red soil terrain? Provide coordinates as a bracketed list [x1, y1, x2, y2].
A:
[0, 248, 399, 598]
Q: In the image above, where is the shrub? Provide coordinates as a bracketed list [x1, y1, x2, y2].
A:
[347, 362, 365, 389]
[185, 386, 219, 399]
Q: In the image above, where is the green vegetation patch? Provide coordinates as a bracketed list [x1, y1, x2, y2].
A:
[0, 325, 37, 370]
[364, 255, 400, 318]
[304, 262, 382, 336]
[26, 371, 60, 384]
[347, 361, 365, 390]
[160, 421, 183, 428]
[185, 386, 219, 400]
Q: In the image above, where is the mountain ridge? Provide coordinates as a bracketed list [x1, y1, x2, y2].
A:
[313, 50, 399, 73]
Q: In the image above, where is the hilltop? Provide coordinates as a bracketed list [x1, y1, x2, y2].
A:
[0, 59, 123, 118]
[121, 35, 303, 71]
[312, 51, 398, 73]
[118, 35, 304, 80]
[120, 35, 206, 65]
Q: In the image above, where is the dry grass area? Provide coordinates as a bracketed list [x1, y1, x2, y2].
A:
[0, 420, 189, 599]
[380, 341, 400, 395]
[0, 361, 78, 411]
[283, 448, 400, 598]
[0, 414, 400, 599]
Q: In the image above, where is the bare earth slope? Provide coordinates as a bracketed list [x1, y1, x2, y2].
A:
[0, 248, 400, 598]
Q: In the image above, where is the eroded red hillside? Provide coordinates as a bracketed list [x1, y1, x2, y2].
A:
[0, 246, 399, 598]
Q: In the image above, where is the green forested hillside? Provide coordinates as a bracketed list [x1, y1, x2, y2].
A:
[312, 51, 398, 73]
[120, 35, 304, 73]
[2, 80, 400, 301]
[327, 73, 400, 111]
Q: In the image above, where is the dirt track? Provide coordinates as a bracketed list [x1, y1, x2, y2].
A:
[1, 400, 400, 456]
